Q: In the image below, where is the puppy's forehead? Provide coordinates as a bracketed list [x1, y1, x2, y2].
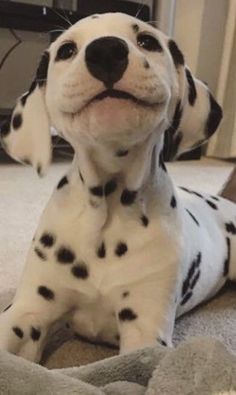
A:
[52, 12, 164, 47]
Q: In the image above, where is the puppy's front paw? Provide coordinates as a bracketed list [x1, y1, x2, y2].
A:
[0, 306, 44, 362]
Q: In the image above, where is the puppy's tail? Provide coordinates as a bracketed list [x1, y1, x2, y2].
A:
[220, 166, 236, 202]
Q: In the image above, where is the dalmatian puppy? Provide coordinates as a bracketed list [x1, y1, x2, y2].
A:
[0, 12, 235, 363]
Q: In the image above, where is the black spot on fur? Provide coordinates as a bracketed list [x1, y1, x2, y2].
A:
[168, 40, 184, 68]
[144, 60, 150, 69]
[34, 247, 46, 261]
[159, 150, 167, 172]
[104, 179, 117, 196]
[37, 164, 42, 176]
[182, 252, 201, 297]
[0, 120, 11, 137]
[115, 242, 128, 257]
[71, 262, 89, 279]
[163, 101, 183, 161]
[185, 209, 200, 226]
[118, 308, 137, 321]
[180, 187, 203, 199]
[90, 185, 104, 197]
[192, 191, 203, 198]
[21, 80, 37, 106]
[205, 199, 218, 210]
[91, 15, 99, 19]
[116, 149, 129, 157]
[179, 186, 190, 193]
[12, 326, 24, 339]
[211, 195, 219, 201]
[31, 327, 41, 341]
[40, 233, 55, 248]
[22, 158, 31, 165]
[205, 92, 222, 138]
[170, 195, 177, 208]
[12, 113, 22, 130]
[224, 237, 231, 276]
[56, 247, 75, 264]
[36, 51, 50, 87]
[190, 270, 201, 289]
[225, 222, 236, 235]
[180, 291, 193, 305]
[158, 338, 167, 347]
[122, 291, 130, 298]
[97, 242, 106, 258]
[120, 189, 137, 205]
[79, 170, 84, 183]
[141, 214, 149, 227]
[57, 176, 69, 189]
[38, 285, 54, 301]
[3, 304, 12, 312]
[185, 68, 197, 106]
[132, 23, 139, 33]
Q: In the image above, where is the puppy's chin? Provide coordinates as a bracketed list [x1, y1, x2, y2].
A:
[70, 97, 165, 145]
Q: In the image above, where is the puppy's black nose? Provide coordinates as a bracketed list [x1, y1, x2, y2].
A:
[85, 36, 128, 87]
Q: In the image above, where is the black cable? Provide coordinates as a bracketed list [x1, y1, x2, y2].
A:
[0, 29, 22, 71]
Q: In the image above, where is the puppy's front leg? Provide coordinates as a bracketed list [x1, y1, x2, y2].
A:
[0, 284, 70, 362]
[116, 276, 177, 353]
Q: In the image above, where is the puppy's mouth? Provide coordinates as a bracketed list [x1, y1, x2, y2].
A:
[66, 89, 164, 116]
[89, 89, 156, 107]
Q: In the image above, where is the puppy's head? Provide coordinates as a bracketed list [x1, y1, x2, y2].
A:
[0, 13, 222, 175]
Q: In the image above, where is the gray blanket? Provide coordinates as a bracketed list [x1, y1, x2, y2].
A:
[0, 283, 236, 394]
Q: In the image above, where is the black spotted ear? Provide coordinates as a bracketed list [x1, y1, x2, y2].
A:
[164, 39, 222, 160]
[0, 51, 51, 176]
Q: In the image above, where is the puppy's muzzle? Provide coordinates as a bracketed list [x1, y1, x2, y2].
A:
[85, 36, 128, 88]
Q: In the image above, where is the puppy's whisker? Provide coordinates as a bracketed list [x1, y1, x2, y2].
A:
[52, 9, 72, 27]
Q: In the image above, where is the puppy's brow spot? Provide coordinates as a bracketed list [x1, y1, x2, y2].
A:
[132, 23, 139, 33]
[122, 291, 130, 298]
[91, 15, 99, 19]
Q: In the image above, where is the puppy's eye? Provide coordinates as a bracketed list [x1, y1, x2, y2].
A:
[137, 33, 163, 52]
[55, 41, 77, 61]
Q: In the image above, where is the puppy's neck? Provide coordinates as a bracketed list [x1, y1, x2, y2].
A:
[73, 131, 176, 217]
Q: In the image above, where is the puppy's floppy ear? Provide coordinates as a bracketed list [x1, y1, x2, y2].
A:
[164, 39, 223, 160]
[0, 51, 51, 176]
